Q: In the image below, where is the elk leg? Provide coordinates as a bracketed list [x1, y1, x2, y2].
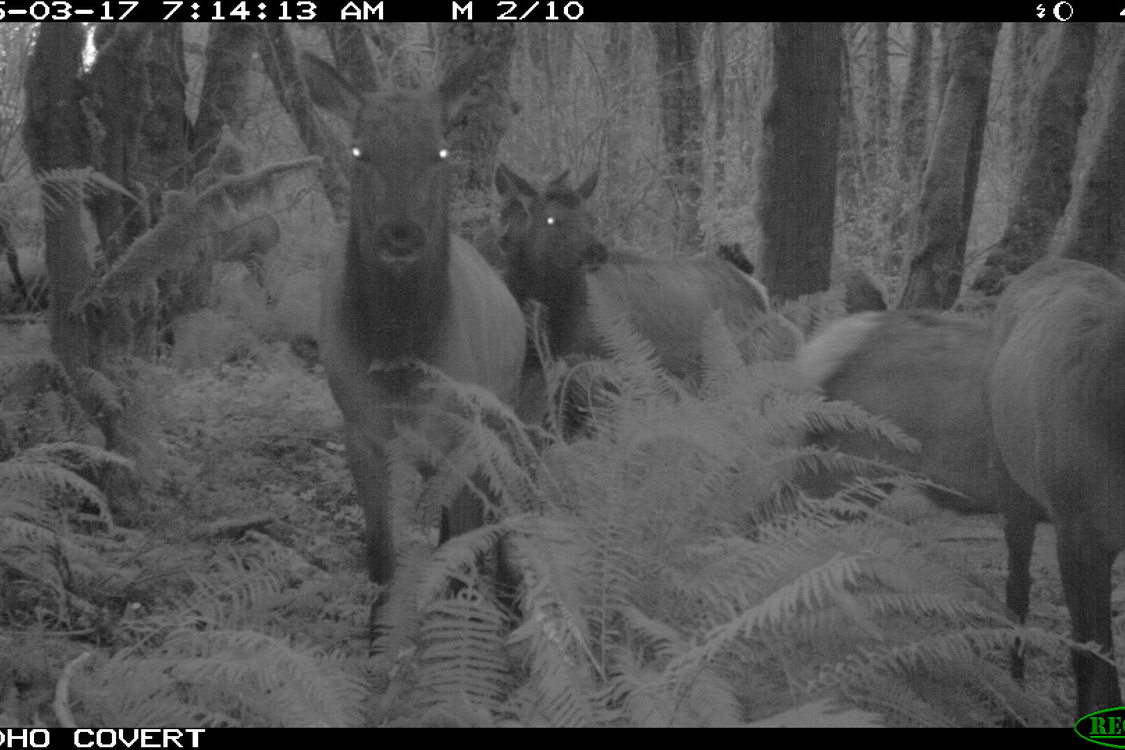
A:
[1056, 512, 1121, 715]
[345, 424, 395, 586]
[442, 477, 486, 544]
[1003, 507, 1037, 682]
[441, 472, 522, 613]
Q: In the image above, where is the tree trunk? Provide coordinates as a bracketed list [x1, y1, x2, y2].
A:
[899, 23, 1000, 310]
[930, 23, 954, 126]
[837, 25, 861, 208]
[710, 23, 727, 196]
[896, 22, 932, 186]
[24, 24, 92, 374]
[525, 23, 574, 162]
[86, 25, 150, 267]
[325, 24, 378, 93]
[1008, 23, 1048, 181]
[757, 23, 842, 302]
[140, 24, 190, 204]
[192, 24, 258, 176]
[259, 23, 350, 221]
[1059, 35, 1125, 273]
[867, 23, 890, 170]
[0, 215, 26, 310]
[131, 24, 190, 355]
[604, 23, 633, 242]
[885, 22, 934, 268]
[972, 23, 1096, 294]
[434, 22, 516, 194]
[137, 28, 188, 201]
[651, 22, 704, 252]
[366, 24, 417, 88]
[85, 24, 156, 356]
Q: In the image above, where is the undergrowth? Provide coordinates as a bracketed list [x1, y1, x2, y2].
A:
[0, 294, 1074, 727]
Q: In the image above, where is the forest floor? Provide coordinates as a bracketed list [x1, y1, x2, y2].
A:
[0, 322, 1103, 727]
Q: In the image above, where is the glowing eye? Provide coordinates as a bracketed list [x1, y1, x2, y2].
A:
[546, 216, 557, 227]
[438, 148, 450, 160]
[351, 146, 362, 158]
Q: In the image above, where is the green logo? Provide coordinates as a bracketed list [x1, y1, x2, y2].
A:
[1076, 708, 1125, 747]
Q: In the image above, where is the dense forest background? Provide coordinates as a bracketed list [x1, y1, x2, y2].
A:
[0, 22, 1120, 727]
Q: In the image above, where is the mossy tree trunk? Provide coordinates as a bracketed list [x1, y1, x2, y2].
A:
[898, 22, 999, 310]
[973, 23, 1095, 295]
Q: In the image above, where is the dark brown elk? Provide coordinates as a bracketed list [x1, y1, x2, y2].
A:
[495, 163, 769, 381]
[300, 54, 526, 602]
[988, 257, 1125, 717]
[795, 310, 1023, 515]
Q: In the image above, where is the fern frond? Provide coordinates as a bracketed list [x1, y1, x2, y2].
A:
[584, 281, 679, 408]
[0, 513, 69, 598]
[166, 630, 366, 726]
[619, 604, 687, 663]
[582, 488, 641, 623]
[511, 601, 602, 727]
[417, 524, 507, 604]
[777, 390, 922, 454]
[668, 551, 868, 682]
[179, 561, 290, 630]
[749, 698, 883, 727]
[811, 626, 1066, 695]
[78, 631, 366, 727]
[506, 516, 591, 642]
[415, 594, 510, 721]
[392, 361, 542, 525]
[0, 456, 110, 520]
[119, 545, 299, 650]
[508, 519, 598, 668]
[23, 441, 134, 474]
[34, 168, 132, 214]
[777, 444, 923, 490]
[74, 366, 124, 418]
[697, 310, 751, 401]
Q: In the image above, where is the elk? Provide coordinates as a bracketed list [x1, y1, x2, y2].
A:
[495, 163, 769, 382]
[301, 53, 526, 604]
[795, 310, 1021, 515]
[988, 257, 1125, 717]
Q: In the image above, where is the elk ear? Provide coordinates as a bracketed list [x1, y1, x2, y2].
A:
[576, 170, 599, 200]
[438, 50, 490, 123]
[300, 52, 360, 124]
[496, 163, 538, 205]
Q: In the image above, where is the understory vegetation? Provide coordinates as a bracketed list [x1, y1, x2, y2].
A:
[0, 288, 1078, 727]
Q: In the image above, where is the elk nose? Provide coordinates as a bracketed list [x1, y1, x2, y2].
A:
[379, 221, 424, 256]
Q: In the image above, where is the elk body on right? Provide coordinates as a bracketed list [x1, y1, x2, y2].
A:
[988, 257, 1125, 718]
[799, 258, 1125, 719]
